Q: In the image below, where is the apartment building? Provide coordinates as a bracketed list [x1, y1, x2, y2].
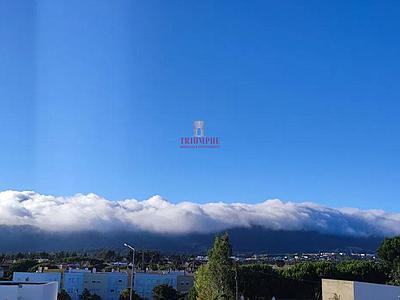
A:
[134, 271, 194, 300]
[13, 270, 128, 300]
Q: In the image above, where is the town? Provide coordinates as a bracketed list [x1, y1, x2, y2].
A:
[0, 234, 400, 299]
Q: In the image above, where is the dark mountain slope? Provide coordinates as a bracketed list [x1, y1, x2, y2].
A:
[0, 225, 383, 253]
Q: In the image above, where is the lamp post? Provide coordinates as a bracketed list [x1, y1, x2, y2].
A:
[124, 243, 135, 300]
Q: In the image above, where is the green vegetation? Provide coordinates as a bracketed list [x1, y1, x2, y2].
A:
[80, 289, 92, 300]
[3, 235, 400, 300]
[119, 288, 142, 300]
[3, 259, 38, 279]
[377, 236, 400, 263]
[280, 260, 389, 283]
[188, 286, 197, 300]
[58, 289, 72, 300]
[79, 288, 101, 300]
[0, 249, 195, 280]
[152, 284, 179, 300]
[191, 234, 400, 300]
[195, 233, 235, 299]
[377, 236, 400, 285]
[119, 288, 130, 300]
[238, 263, 318, 299]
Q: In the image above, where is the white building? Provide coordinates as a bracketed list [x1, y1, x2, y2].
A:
[13, 270, 128, 300]
[134, 271, 194, 300]
[322, 279, 400, 300]
[0, 281, 58, 300]
[63, 270, 128, 300]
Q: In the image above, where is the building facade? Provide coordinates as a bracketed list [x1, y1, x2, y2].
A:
[13, 270, 128, 300]
[12, 272, 62, 289]
[79, 271, 128, 300]
[134, 271, 194, 300]
[63, 270, 87, 300]
[12, 269, 193, 300]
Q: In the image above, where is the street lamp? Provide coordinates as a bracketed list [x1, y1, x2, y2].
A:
[124, 243, 135, 300]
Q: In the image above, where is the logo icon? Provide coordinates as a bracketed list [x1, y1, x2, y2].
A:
[193, 120, 205, 137]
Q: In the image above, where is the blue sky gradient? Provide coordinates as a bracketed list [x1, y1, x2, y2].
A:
[1, 0, 400, 210]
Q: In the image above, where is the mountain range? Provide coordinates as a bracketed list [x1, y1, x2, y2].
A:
[0, 225, 383, 254]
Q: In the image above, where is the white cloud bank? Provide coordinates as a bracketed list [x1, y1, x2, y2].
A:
[0, 190, 399, 237]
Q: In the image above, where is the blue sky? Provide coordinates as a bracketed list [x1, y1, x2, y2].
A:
[1, 0, 399, 211]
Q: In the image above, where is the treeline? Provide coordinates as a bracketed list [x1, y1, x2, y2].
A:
[0, 249, 164, 264]
[1, 249, 193, 278]
[190, 234, 400, 300]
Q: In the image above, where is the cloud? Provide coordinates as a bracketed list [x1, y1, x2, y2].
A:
[0, 190, 399, 237]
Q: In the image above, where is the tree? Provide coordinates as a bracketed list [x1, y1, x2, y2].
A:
[80, 289, 91, 300]
[194, 233, 235, 300]
[378, 236, 400, 285]
[119, 288, 142, 300]
[335, 260, 389, 284]
[100, 250, 116, 261]
[235, 263, 319, 300]
[390, 263, 400, 285]
[119, 289, 130, 300]
[279, 260, 389, 285]
[9, 259, 37, 273]
[79, 289, 103, 300]
[58, 289, 72, 300]
[152, 284, 178, 300]
[280, 261, 336, 282]
[188, 286, 197, 300]
[6, 259, 38, 279]
[195, 265, 218, 300]
[378, 236, 400, 264]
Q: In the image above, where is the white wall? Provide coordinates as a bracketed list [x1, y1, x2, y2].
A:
[0, 282, 58, 300]
[0, 285, 18, 300]
[355, 281, 400, 300]
[322, 279, 354, 300]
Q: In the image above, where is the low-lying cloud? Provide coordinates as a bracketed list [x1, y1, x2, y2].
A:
[0, 190, 399, 237]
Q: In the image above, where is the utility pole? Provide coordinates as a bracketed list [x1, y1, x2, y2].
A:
[124, 243, 136, 300]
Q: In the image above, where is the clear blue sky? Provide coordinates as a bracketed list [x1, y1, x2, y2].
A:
[1, 0, 399, 210]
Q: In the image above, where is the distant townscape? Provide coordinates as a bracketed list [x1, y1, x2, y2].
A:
[1, 234, 400, 299]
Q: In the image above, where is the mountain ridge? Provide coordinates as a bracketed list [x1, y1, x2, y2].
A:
[0, 225, 384, 253]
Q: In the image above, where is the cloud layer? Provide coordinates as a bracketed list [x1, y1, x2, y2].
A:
[0, 190, 399, 237]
